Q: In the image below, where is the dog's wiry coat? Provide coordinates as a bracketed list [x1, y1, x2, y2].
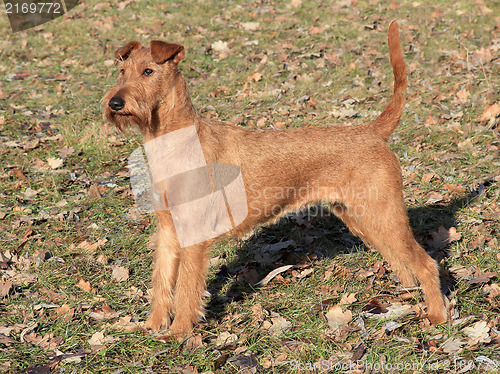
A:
[103, 21, 447, 336]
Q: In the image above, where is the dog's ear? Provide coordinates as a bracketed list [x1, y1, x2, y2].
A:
[114, 41, 142, 64]
[150, 41, 185, 65]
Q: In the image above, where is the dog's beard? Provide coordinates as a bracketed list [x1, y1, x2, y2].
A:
[104, 100, 152, 132]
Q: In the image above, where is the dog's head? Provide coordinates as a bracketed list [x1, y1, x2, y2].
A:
[102, 41, 185, 132]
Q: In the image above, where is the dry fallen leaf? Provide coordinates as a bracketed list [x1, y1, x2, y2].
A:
[364, 302, 413, 320]
[339, 292, 357, 306]
[463, 321, 491, 346]
[441, 338, 466, 354]
[77, 279, 92, 292]
[428, 226, 462, 249]
[47, 157, 64, 169]
[211, 40, 228, 52]
[108, 316, 141, 332]
[325, 305, 352, 333]
[426, 192, 444, 204]
[241, 22, 260, 31]
[111, 266, 129, 282]
[257, 265, 293, 286]
[251, 303, 267, 327]
[215, 331, 238, 347]
[88, 303, 120, 321]
[227, 351, 261, 373]
[54, 304, 74, 322]
[184, 334, 203, 350]
[88, 330, 117, 351]
[267, 313, 292, 336]
[480, 102, 500, 121]
[483, 284, 500, 305]
[77, 238, 108, 253]
[456, 88, 470, 104]
[211, 40, 230, 58]
[23, 139, 39, 151]
[0, 279, 12, 298]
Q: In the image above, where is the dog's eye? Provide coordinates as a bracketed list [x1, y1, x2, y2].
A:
[142, 68, 154, 76]
[119, 68, 125, 75]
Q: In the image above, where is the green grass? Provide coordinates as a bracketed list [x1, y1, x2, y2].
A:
[0, 0, 499, 372]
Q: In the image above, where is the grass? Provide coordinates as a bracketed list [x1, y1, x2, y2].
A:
[0, 0, 499, 372]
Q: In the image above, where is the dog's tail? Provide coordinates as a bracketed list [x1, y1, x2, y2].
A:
[370, 20, 407, 140]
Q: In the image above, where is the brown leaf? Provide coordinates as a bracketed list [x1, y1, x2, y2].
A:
[78, 238, 107, 253]
[215, 331, 238, 348]
[23, 139, 39, 151]
[12, 272, 37, 286]
[251, 303, 267, 326]
[241, 22, 260, 32]
[108, 316, 141, 332]
[339, 292, 357, 306]
[184, 334, 203, 350]
[54, 304, 74, 322]
[0, 334, 18, 345]
[456, 88, 470, 104]
[480, 102, 500, 121]
[325, 305, 352, 333]
[214, 353, 229, 369]
[257, 265, 293, 286]
[389, 0, 400, 10]
[24, 357, 62, 373]
[0, 279, 12, 298]
[443, 184, 466, 194]
[463, 321, 491, 346]
[227, 351, 261, 372]
[351, 343, 366, 361]
[428, 226, 462, 249]
[88, 183, 102, 199]
[89, 303, 120, 321]
[441, 338, 465, 354]
[88, 330, 118, 352]
[426, 192, 444, 204]
[362, 298, 388, 314]
[47, 157, 64, 170]
[421, 172, 436, 183]
[58, 146, 75, 158]
[469, 269, 497, 285]
[268, 314, 292, 335]
[364, 302, 412, 320]
[76, 279, 91, 292]
[484, 284, 500, 298]
[111, 266, 129, 282]
[309, 26, 324, 35]
[9, 168, 26, 181]
[248, 72, 262, 82]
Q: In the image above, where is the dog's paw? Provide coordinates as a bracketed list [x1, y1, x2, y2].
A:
[427, 310, 448, 326]
[168, 319, 193, 338]
[144, 313, 171, 331]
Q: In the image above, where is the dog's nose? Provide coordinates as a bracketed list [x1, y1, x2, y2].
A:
[109, 96, 125, 111]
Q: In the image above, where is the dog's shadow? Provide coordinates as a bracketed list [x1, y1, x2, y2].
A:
[203, 179, 494, 326]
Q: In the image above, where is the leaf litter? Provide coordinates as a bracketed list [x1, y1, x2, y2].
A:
[0, 0, 499, 372]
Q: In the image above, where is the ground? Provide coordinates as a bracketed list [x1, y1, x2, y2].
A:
[0, 0, 499, 373]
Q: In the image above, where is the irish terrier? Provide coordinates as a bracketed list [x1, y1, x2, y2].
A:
[103, 21, 447, 337]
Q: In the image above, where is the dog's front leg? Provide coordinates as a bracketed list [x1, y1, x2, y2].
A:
[169, 242, 210, 337]
[144, 211, 180, 331]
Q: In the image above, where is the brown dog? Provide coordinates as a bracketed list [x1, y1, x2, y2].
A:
[103, 21, 447, 336]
